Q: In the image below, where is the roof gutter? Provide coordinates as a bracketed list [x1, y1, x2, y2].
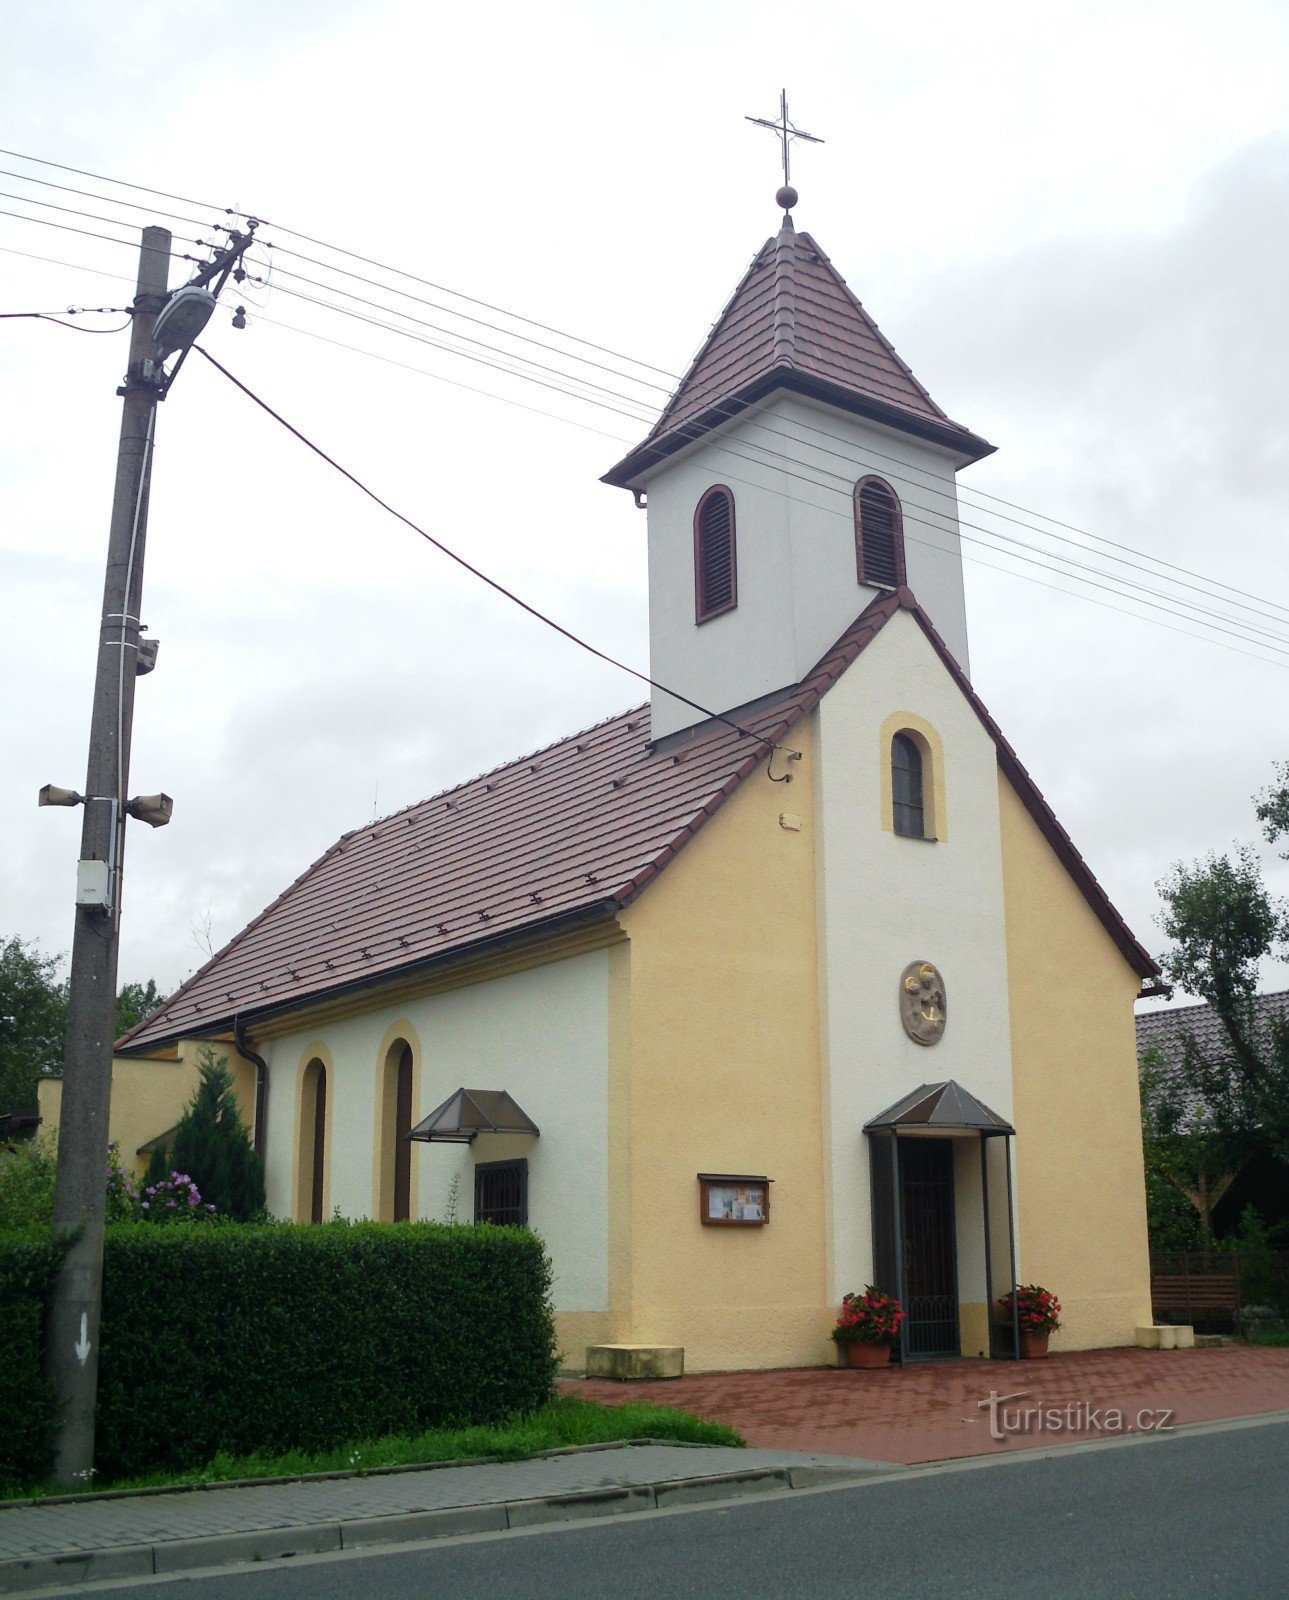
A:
[233, 1014, 269, 1158]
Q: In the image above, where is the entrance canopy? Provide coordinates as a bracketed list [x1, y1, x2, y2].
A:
[863, 1079, 1014, 1136]
[864, 1079, 1019, 1362]
[409, 1088, 539, 1144]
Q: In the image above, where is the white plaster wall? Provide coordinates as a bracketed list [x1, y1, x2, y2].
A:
[260, 949, 611, 1313]
[642, 393, 973, 739]
[812, 611, 1016, 1304]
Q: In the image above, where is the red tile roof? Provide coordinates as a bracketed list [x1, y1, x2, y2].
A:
[118, 591, 1154, 1055]
[603, 219, 994, 488]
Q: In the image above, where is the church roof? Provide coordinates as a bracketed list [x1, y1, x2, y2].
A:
[118, 591, 1156, 1055]
[603, 216, 994, 488]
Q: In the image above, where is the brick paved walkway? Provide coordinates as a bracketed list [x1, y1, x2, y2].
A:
[563, 1345, 1289, 1463]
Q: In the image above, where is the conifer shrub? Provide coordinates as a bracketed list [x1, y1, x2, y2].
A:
[166, 1050, 265, 1222]
[93, 1220, 558, 1479]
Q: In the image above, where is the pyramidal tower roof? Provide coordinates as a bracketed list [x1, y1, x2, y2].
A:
[603, 209, 993, 488]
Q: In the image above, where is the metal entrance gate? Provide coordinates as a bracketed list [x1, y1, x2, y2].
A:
[899, 1138, 959, 1357]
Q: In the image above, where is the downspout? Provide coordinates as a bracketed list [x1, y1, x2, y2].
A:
[233, 1014, 269, 1158]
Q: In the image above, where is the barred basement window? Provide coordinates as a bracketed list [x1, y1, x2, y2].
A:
[892, 732, 925, 838]
[855, 477, 905, 589]
[694, 486, 737, 622]
[475, 1158, 528, 1226]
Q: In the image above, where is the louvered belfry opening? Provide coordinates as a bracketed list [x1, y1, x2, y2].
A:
[695, 486, 737, 621]
[855, 477, 904, 589]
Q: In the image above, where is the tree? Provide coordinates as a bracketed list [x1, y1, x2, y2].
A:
[115, 979, 166, 1039]
[0, 937, 67, 1115]
[1255, 760, 1289, 856]
[1148, 765, 1289, 1247]
[168, 1048, 265, 1221]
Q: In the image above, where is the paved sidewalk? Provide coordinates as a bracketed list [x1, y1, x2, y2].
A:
[0, 1443, 894, 1595]
[566, 1344, 1289, 1463]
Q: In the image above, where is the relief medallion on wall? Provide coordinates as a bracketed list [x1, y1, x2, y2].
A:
[899, 961, 946, 1046]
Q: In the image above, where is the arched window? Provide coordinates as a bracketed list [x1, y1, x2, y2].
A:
[300, 1058, 327, 1223]
[379, 1041, 415, 1222]
[855, 477, 905, 590]
[694, 486, 737, 622]
[892, 733, 925, 838]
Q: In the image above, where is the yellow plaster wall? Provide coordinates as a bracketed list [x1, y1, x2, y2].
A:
[617, 724, 830, 1371]
[997, 774, 1153, 1349]
[38, 1041, 258, 1176]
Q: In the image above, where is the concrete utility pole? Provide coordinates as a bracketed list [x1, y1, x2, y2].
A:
[44, 226, 172, 1486]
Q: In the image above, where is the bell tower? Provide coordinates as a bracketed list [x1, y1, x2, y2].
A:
[603, 191, 994, 741]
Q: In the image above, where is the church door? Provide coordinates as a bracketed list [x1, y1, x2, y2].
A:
[900, 1138, 959, 1358]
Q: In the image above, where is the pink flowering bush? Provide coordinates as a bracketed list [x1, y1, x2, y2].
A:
[998, 1283, 1062, 1334]
[831, 1285, 905, 1346]
[104, 1143, 140, 1224]
[139, 1171, 217, 1223]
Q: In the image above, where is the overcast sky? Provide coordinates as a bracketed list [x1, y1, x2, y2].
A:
[2, 0, 1288, 1007]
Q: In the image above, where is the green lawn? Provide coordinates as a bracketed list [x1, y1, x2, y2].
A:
[5, 1396, 744, 1501]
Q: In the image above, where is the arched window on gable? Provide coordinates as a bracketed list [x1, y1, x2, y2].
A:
[694, 486, 737, 622]
[855, 477, 905, 590]
[891, 732, 925, 838]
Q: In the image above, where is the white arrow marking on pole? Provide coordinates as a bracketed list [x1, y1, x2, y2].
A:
[74, 1314, 91, 1367]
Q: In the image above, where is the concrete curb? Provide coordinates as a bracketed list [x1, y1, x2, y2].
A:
[0, 1463, 893, 1594]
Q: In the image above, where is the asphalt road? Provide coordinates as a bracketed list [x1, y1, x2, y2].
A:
[51, 1416, 1289, 1600]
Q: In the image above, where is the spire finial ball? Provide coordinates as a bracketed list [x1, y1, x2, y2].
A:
[776, 184, 799, 211]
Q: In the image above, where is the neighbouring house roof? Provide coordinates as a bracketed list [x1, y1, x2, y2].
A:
[1137, 991, 1289, 1080]
[602, 216, 994, 489]
[1136, 990, 1289, 1124]
[117, 589, 1156, 1056]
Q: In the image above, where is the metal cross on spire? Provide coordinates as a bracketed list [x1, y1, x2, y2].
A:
[745, 89, 824, 203]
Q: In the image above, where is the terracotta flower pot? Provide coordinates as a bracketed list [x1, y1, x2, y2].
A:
[844, 1340, 892, 1369]
[1019, 1330, 1050, 1360]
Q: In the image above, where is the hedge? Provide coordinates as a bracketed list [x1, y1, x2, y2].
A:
[2, 1221, 559, 1486]
[0, 1232, 64, 1489]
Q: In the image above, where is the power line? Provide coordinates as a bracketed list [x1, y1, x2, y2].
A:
[233, 308, 1289, 665]
[5, 223, 1284, 671]
[245, 238, 1289, 635]
[0, 165, 219, 233]
[5, 153, 1288, 658]
[0, 146, 223, 217]
[8, 149, 1288, 635]
[192, 344, 804, 751]
[234, 275, 1289, 653]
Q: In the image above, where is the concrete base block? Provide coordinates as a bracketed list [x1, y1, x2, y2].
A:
[586, 1344, 684, 1380]
[1172, 1325, 1196, 1349]
[1136, 1325, 1179, 1350]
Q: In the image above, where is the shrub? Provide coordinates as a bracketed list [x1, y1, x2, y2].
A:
[167, 1050, 264, 1222]
[0, 1137, 57, 1230]
[94, 1221, 558, 1479]
[0, 1233, 65, 1489]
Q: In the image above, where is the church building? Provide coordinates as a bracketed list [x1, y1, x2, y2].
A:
[117, 190, 1159, 1370]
